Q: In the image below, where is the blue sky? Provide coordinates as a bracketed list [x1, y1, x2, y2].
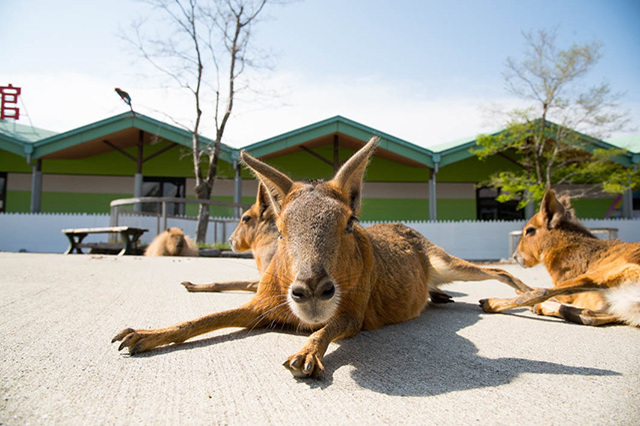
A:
[1, 0, 638, 148]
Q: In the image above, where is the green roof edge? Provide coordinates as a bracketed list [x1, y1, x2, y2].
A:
[434, 120, 638, 168]
[31, 111, 236, 163]
[2, 113, 637, 170]
[243, 115, 435, 168]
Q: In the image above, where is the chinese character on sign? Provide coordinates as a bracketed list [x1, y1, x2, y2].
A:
[0, 84, 21, 120]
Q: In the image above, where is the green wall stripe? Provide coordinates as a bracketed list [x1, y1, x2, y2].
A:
[4, 189, 619, 220]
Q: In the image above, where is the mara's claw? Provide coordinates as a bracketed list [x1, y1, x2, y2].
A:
[111, 328, 169, 355]
[283, 351, 325, 380]
[181, 281, 197, 292]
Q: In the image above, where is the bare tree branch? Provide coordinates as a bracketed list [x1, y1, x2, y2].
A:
[124, 0, 274, 242]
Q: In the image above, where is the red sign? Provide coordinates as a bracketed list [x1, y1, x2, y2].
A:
[0, 84, 21, 120]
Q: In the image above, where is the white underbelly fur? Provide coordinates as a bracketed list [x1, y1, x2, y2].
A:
[605, 283, 640, 327]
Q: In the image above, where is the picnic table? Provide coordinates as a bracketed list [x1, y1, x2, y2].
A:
[62, 226, 148, 256]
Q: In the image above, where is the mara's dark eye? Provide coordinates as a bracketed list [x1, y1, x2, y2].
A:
[242, 216, 251, 223]
[525, 227, 536, 236]
[345, 216, 358, 234]
[277, 229, 283, 240]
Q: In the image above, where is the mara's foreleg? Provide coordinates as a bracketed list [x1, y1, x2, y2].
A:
[181, 280, 259, 293]
[480, 275, 610, 315]
[283, 315, 362, 380]
[427, 250, 533, 294]
[112, 305, 267, 355]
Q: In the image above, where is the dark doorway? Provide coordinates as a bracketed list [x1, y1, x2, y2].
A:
[142, 177, 186, 216]
[0, 172, 6, 213]
[476, 187, 524, 221]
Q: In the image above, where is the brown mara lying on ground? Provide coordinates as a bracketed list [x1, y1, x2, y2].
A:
[144, 228, 199, 257]
[181, 182, 455, 303]
[481, 189, 640, 327]
[113, 137, 533, 379]
[181, 183, 278, 293]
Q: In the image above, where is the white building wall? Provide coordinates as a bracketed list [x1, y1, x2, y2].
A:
[1, 213, 638, 260]
[8, 172, 134, 193]
[8, 173, 482, 201]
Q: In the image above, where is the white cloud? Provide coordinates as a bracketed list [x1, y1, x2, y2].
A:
[221, 71, 502, 148]
[3, 70, 638, 149]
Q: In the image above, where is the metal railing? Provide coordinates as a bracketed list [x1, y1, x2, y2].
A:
[109, 197, 251, 242]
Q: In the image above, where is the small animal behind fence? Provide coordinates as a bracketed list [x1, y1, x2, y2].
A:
[481, 189, 640, 327]
[144, 228, 199, 257]
[113, 136, 532, 379]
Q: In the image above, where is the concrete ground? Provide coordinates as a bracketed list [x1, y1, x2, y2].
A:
[1, 252, 638, 425]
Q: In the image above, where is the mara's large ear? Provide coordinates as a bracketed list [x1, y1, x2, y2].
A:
[241, 150, 293, 215]
[255, 182, 271, 218]
[332, 136, 379, 216]
[557, 194, 578, 221]
[540, 189, 565, 229]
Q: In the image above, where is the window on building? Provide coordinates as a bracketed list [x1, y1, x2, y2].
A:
[142, 177, 186, 216]
[0, 173, 6, 213]
[476, 187, 525, 221]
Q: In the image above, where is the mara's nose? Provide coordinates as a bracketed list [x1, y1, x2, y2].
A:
[290, 270, 335, 304]
[512, 251, 523, 266]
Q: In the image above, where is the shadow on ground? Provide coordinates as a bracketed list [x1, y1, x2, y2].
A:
[317, 301, 619, 395]
[121, 298, 619, 396]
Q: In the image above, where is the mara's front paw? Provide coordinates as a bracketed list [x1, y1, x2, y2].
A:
[181, 281, 200, 292]
[479, 298, 498, 313]
[111, 328, 172, 355]
[283, 350, 325, 380]
[479, 297, 519, 313]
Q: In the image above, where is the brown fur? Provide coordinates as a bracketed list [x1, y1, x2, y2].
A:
[481, 190, 640, 326]
[181, 183, 278, 292]
[144, 228, 199, 257]
[114, 137, 532, 379]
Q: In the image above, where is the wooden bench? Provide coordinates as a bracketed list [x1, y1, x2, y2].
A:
[62, 226, 148, 256]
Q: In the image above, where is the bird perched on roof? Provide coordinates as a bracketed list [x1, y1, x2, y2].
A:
[115, 87, 134, 116]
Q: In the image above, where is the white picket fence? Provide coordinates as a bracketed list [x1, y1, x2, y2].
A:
[0, 213, 238, 255]
[1, 212, 638, 260]
[382, 219, 640, 260]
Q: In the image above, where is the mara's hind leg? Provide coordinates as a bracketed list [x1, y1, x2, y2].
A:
[532, 301, 620, 326]
[427, 249, 533, 294]
[429, 288, 454, 304]
[181, 280, 259, 293]
[557, 304, 619, 326]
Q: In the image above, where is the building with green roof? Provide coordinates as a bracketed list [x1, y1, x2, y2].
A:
[0, 113, 638, 221]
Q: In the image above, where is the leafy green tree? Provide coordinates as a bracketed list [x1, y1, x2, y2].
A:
[473, 29, 636, 209]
